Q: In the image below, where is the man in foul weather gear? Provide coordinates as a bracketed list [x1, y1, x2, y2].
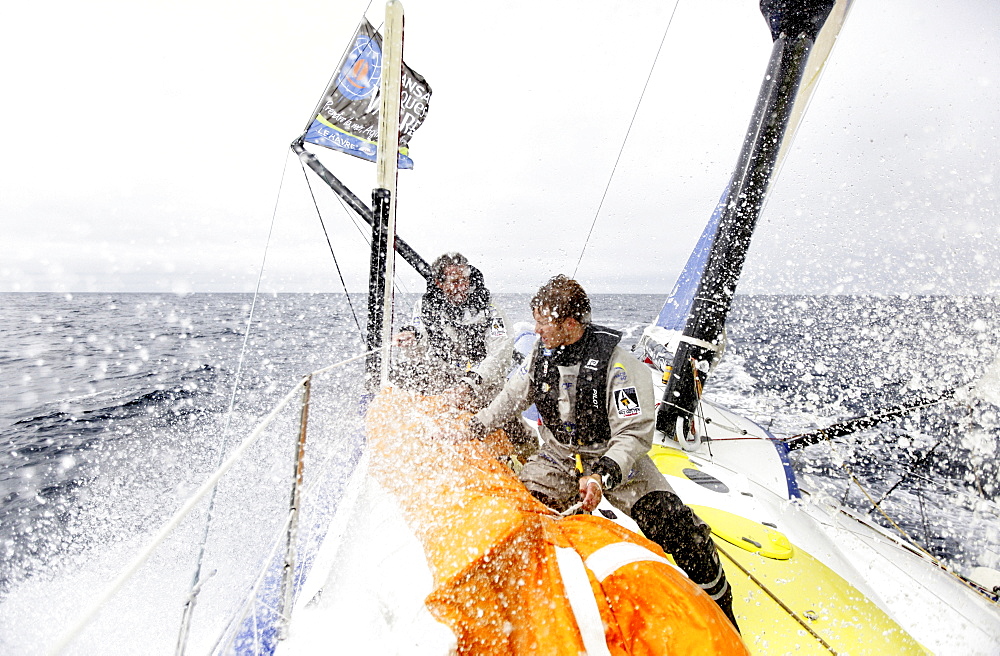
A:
[468, 274, 739, 632]
[392, 252, 513, 406]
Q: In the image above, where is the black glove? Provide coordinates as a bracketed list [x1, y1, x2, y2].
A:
[591, 457, 622, 490]
[468, 416, 488, 440]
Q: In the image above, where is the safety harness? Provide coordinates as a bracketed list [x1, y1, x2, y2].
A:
[531, 325, 622, 447]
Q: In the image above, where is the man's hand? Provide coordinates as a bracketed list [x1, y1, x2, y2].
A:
[578, 474, 602, 512]
[392, 330, 416, 347]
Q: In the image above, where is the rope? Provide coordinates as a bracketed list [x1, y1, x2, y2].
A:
[573, 0, 682, 278]
[689, 357, 712, 452]
[48, 380, 304, 656]
[47, 351, 371, 656]
[840, 468, 996, 600]
[172, 150, 296, 655]
[211, 507, 298, 656]
[698, 393, 998, 605]
[832, 494, 1000, 606]
[807, 420, 1000, 606]
[870, 435, 946, 508]
[714, 542, 838, 654]
[311, 350, 372, 376]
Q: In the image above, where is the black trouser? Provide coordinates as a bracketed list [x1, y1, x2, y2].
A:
[631, 491, 739, 633]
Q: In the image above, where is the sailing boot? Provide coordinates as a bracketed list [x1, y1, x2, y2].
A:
[632, 491, 740, 634]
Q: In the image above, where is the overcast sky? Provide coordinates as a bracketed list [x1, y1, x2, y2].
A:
[1, 0, 998, 295]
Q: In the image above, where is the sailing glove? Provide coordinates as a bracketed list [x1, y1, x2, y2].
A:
[591, 457, 622, 490]
[460, 371, 483, 389]
[468, 416, 488, 440]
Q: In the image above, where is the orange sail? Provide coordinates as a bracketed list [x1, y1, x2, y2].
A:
[366, 388, 747, 655]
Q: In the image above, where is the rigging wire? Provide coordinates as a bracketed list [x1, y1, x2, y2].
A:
[869, 433, 947, 509]
[840, 468, 982, 592]
[301, 162, 363, 332]
[298, 154, 413, 302]
[714, 542, 839, 655]
[51, 352, 374, 656]
[205, 354, 372, 655]
[802, 420, 1000, 604]
[699, 387, 998, 603]
[174, 149, 293, 656]
[572, 0, 683, 279]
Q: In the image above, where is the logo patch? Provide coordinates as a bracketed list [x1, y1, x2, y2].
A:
[611, 362, 628, 384]
[614, 387, 641, 417]
[584, 358, 600, 370]
[490, 317, 507, 337]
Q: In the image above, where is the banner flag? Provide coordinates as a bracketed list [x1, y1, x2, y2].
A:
[303, 20, 432, 169]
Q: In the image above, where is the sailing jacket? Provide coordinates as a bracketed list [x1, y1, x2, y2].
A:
[475, 324, 655, 483]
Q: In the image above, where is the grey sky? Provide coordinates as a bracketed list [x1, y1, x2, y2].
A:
[2, 0, 998, 295]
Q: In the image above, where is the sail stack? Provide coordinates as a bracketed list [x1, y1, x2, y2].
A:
[655, 0, 850, 447]
[363, 390, 748, 655]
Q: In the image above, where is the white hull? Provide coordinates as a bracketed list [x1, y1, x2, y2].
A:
[279, 456, 456, 655]
[269, 383, 1000, 655]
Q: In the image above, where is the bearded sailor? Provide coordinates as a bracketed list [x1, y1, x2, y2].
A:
[392, 252, 513, 406]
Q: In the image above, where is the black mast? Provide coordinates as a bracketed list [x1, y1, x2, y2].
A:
[366, 188, 392, 391]
[656, 0, 837, 442]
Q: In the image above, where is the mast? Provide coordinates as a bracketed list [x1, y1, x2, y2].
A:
[655, 0, 845, 445]
[365, 0, 405, 392]
[292, 10, 434, 286]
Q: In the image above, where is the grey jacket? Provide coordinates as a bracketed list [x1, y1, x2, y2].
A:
[475, 341, 655, 480]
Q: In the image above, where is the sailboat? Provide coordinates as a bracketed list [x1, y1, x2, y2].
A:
[43, 1, 1000, 654]
[266, 1, 1000, 653]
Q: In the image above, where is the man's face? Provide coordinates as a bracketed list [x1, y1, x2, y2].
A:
[533, 308, 579, 349]
[436, 265, 470, 305]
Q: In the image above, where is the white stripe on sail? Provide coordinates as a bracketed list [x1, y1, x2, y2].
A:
[554, 546, 612, 656]
[584, 541, 682, 583]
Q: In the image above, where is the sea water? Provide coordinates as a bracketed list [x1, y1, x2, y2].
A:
[1, 292, 998, 653]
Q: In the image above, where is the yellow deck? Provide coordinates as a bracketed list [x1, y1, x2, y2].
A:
[653, 447, 928, 655]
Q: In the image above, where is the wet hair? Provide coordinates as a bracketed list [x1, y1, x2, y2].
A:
[530, 275, 591, 323]
[430, 252, 470, 282]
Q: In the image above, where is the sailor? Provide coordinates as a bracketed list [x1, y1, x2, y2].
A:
[392, 252, 513, 407]
[468, 274, 739, 631]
